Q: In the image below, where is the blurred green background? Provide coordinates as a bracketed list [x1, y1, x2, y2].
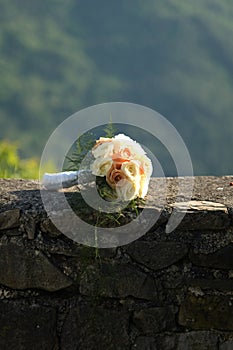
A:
[1, 0, 233, 178]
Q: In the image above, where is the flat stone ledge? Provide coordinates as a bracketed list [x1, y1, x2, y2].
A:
[0, 176, 233, 233]
[167, 200, 231, 231]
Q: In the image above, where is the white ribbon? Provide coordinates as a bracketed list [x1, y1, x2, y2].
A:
[42, 170, 80, 190]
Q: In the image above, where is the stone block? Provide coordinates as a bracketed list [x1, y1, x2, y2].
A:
[154, 334, 179, 350]
[132, 336, 158, 349]
[0, 241, 72, 291]
[190, 244, 233, 269]
[188, 278, 233, 292]
[220, 340, 233, 350]
[61, 302, 129, 350]
[40, 217, 62, 237]
[0, 209, 20, 230]
[133, 306, 177, 334]
[179, 295, 233, 330]
[0, 301, 58, 350]
[80, 262, 159, 300]
[177, 331, 218, 350]
[167, 201, 230, 231]
[126, 241, 187, 271]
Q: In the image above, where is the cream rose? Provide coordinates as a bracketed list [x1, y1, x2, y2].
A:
[113, 134, 146, 158]
[91, 157, 113, 177]
[92, 138, 114, 158]
[138, 174, 150, 198]
[121, 160, 140, 180]
[138, 155, 153, 178]
[115, 178, 140, 201]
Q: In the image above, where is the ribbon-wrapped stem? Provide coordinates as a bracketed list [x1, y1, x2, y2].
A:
[42, 171, 80, 190]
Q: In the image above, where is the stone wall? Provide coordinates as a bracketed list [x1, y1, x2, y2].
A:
[0, 176, 233, 349]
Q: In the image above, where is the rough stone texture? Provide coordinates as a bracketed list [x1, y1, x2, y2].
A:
[167, 200, 231, 231]
[177, 331, 218, 350]
[132, 336, 158, 349]
[40, 217, 62, 237]
[0, 177, 233, 349]
[0, 241, 72, 291]
[154, 335, 177, 350]
[188, 278, 233, 292]
[0, 301, 58, 350]
[179, 295, 233, 330]
[125, 241, 188, 271]
[154, 332, 219, 350]
[190, 244, 233, 269]
[133, 332, 219, 350]
[133, 306, 177, 334]
[220, 340, 233, 350]
[0, 208, 20, 230]
[61, 302, 130, 350]
[80, 262, 159, 300]
[22, 211, 37, 239]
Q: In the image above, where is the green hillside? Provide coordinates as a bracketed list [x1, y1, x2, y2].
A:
[1, 0, 233, 175]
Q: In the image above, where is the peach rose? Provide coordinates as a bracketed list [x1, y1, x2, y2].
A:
[106, 164, 127, 189]
[113, 134, 146, 158]
[112, 147, 133, 160]
[111, 154, 130, 166]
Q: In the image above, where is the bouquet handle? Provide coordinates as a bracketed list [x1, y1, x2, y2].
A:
[42, 171, 79, 190]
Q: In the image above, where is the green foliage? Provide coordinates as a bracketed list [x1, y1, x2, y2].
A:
[103, 119, 118, 138]
[65, 132, 96, 171]
[65, 121, 118, 171]
[0, 140, 55, 179]
[0, 140, 39, 179]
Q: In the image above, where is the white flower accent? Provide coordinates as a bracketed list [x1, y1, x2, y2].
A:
[121, 160, 140, 180]
[91, 157, 113, 176]
[92, 140, 114, 158]
[116, 178, 140, 201]
[139, 155, 153, 178]
[139, 175, 150, 198]
[113, 134, 146, 158]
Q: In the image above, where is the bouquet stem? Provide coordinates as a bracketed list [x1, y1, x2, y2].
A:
[42, 171, 80, 190]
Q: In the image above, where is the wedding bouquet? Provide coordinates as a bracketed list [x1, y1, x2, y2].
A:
[42, 134, 153, 201]
[91, 134, 153, 201]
